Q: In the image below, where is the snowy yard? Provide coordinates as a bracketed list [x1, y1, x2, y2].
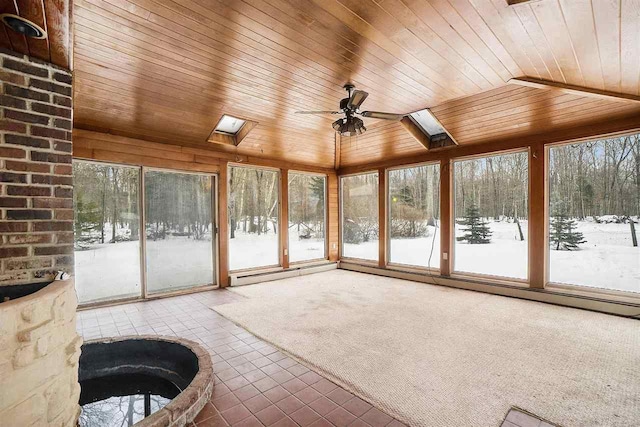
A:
[345, 220, 638, 293]
[75, 220, 638, 303]
[228, 231, 326, 270]
[75, 236, 214, 304]
[75, 240, 141, 304]
[550, 222, 639, 293]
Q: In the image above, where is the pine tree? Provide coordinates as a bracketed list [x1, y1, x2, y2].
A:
[550, 208, 586, 250]
[456, 204, 492, 244]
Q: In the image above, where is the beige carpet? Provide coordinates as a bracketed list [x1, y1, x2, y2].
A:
[212, 270, 640, 427]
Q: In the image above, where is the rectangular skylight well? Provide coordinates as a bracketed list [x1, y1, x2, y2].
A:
[214, 114, 246, 135]
[409, 109, 446, 138]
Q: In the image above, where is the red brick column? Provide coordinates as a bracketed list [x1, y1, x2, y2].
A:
[0, 48, 73, 286]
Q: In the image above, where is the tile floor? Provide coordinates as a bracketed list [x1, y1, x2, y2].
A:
[76, 289, 407, 427]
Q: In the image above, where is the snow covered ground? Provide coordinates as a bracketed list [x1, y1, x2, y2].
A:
[75, 236, 215, 303]
[389, 225, 440, 268]
[344, 220, 638, 292]
[454, 220, 529, 279]
[550, 222, 639, 293]
[229, 232, 279, 271]
[75, 240, 141, 304]
[145, 237, 213, 293]
[75, 221, 638, 303]
[228, 232, 326, 270]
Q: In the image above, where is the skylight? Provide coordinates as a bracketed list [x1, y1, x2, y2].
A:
[409, 109, 446, 137]
[214, 114, 246, 135]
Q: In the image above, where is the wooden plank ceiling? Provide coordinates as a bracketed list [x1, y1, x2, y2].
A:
[340, 84, 640, 167]
[69, 0, 640, 168]
[0, 0, 71, 69]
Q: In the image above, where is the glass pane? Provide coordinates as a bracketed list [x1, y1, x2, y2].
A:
[73, 161, 141, 304]
[389, 164, 440, 268]
[288, 173, 326, 263]
[144, 171, 214, 294]
[453, 152, 528, 279]
[228, 167, 280, 270]
[341, 173, 379, 261]
[549, 135, 640, 293]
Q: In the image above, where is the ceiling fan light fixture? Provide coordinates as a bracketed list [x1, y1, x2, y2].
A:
[333, 116, 366, 136]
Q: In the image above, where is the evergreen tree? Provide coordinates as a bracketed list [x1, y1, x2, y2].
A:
[550, 207, 586, 250]
[456, 204, 492, 244]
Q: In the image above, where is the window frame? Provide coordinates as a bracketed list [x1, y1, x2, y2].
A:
[450, 147, 531, 285]
[339, 170, 380, 264]
[385, 160, 441, 272]
[227, 163, 283, 273]
[287, 170, 329, 265]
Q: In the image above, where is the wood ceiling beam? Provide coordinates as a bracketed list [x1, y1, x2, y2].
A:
[509, 77, 640, 104]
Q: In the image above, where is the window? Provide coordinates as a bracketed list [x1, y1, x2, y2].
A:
[228, 166, 280, 270]
[388, 163, 440, 268]
[144, 170, 215, 294]
[73, 161, 141, 304]
[341, 172, 379, 261]
[214, 114, 246, 135]
[548, 135, 639, 293]
[453, 151, 528, 279]
[288, 173, 326, 263]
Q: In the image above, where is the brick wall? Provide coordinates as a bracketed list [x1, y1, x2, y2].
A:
[0, 48, 73, 286]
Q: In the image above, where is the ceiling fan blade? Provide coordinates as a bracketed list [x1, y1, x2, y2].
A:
[347, 90, 369, 109]
[360, 111, 404, 120]
[295, 110, 342, 115]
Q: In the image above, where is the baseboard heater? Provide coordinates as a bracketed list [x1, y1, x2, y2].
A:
[230, 262, 338, 287]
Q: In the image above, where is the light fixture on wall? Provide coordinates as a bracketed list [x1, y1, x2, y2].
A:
[1, 14, 47, 39]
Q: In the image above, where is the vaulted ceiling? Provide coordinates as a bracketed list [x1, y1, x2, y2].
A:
[64, 0, 640, 168]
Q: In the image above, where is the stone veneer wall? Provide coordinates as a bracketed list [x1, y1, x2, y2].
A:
[0, 48, 73, 286]
[0, 279, 82, 426]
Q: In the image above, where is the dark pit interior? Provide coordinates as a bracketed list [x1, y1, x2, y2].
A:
[78, 338, 200, 426]
[0, 282, 49, 303]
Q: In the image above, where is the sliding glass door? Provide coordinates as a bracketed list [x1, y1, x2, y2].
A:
[228, 166, 280, 271]
[73, 161, 142, 304]
[144, 170, 215, 294]
[73, 161, 217, 304]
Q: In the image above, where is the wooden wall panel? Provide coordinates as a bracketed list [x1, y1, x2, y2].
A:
[73, 129, 335, 174]
[378, 167, 387, 268]
[280, 169, 290, 269]
[529, 142, 545, 289]
[439, 161, 451, 276]
[218, 162, 229, 287]
[327, 174, 339, 262]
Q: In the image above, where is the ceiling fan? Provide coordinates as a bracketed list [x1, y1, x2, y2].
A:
[295, 84, 405, 136]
